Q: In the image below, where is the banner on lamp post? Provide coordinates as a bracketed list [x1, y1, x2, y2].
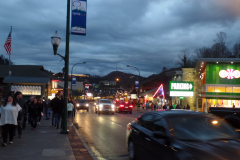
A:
[72, 77, 76, 86]
[71, 0, 87, 36]
[135, 81, 139, 90]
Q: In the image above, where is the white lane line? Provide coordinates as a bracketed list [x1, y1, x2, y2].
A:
[111, 121, 122, 127]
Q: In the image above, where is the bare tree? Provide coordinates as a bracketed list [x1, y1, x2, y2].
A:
[176, 49, 193, 68]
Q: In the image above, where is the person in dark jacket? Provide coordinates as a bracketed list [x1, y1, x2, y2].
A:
[57, 96, 64, 129]
[37, 99, 43, 125]
[29, 98, 41, 130]
[163, 104, 167, 110]
[176, 104, 181, 109]
[44, 98, 51, 120]
[15, 91, 28, 138]
[27, 96, 34, 124]
[51, 94, 60, 127]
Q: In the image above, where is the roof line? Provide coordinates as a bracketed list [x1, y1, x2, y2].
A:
[139, 87, 158, 95]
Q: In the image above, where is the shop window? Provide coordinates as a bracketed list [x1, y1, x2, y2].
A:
[207, 86, 215, 92]
[233, 87, 240, 93]
[226, 87, 233, 93]
[215, 87, 225, 92]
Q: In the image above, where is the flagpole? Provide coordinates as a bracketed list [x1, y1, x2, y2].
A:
[8, 26, 12, 76]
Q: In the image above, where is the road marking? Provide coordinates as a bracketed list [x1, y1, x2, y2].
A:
[111, 121, 122, 127]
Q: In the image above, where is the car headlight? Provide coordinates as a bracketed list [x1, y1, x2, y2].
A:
[86, 104, 89, 107]
[111, 105, 115, 109]
[99, 104, 103, 108]
[94, 103, 96, 105]
[77, 104, 79, 107]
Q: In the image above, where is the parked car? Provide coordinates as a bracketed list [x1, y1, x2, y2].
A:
[76, 99, 89, 111]
[95, 99, 115, 114]
[126, 110, 240, 160]
[209, 107, 240, 129]
[115, 101, 133, 114]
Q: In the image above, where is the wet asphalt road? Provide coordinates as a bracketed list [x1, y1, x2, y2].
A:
[73, 102, 149, 160]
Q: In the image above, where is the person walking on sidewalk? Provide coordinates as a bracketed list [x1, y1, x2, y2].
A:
[146, 101, 149, 110]
[51, 94, 59, 127]
[27, 96, 34, 124]
[0, 95, 22, 147]
[15, 91, 28, 138]
[44, 98, 51, 120]
[68, 101, 74, 122]
[29, 98, 41, 131]
[37, 99, 43, 125]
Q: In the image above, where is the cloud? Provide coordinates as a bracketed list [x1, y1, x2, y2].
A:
[0, 0, 240, 77]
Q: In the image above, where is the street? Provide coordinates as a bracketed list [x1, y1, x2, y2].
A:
[73, 102, 149, 160]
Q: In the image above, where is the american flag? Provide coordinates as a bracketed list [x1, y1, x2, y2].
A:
[4, 27, 12, 55]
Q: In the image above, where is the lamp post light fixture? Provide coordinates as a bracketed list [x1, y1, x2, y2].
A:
[71, 62, 86, 97]
[51, 31, 61, 55]
[50, 0, 71, 134]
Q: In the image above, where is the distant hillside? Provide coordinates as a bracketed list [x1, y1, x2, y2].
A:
[101, 71, 146, 88]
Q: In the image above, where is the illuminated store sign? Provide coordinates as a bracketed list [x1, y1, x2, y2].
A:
[219, 69, 240, 79]
[170, 81, 194, 97]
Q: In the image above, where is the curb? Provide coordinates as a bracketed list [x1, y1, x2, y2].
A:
[72, 125, 98, 160]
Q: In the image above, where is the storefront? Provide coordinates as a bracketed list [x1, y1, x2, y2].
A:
[196, 58, 240, 112]
[139, 84, 165, 105]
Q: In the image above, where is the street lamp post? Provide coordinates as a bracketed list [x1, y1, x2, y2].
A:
[51, 0, 71, 134]
[71, 62, 86, 97]
[127, 65, 140, 109]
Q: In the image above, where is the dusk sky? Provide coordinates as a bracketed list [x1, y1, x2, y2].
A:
[0, 0, 240, 77]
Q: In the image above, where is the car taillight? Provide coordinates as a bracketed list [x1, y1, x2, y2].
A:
[125, 101, 128, 104]
[120, 105, 124, 107]
[129, 105, 133, 108]
[127, 123, 131, 130]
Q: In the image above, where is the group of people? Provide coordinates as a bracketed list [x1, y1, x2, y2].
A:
[0, 92, 76, 147]
[140, 101, 191, 111]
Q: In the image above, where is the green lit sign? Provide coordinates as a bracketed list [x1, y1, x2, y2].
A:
[179, 97, 184, 99]
[170, 81, 194, 97]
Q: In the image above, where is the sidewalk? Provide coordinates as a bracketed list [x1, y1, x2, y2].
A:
[0, 116, 94, 160]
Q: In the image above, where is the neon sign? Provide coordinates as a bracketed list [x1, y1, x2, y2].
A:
[219, 69, 240, 79]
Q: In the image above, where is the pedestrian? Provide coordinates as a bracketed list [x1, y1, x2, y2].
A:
[173, 104, 176, 109]
[0, 95, 22, 147]
[151, 102, 154, 111]
[29, 98, 41, 131]
[154, 103, 157, 111]
[37, 99, 43, 125]
[146, 101, 149, 110]
[51, 94, 60, 127]
[15, 91, 28, 138]
[68, 101, 74, 122]
[187, 104, 190, 110]
[176, 104, 181, 109]
[27, 96, 34, 124]
[58, 96, 64, 129]
[163, 104, 167, 110]
[233, 103, 235, 108]
[44, 98, 51, 120]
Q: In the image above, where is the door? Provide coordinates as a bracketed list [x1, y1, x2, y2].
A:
[137, 113, 155, 160]
[150, 115, 176, 160]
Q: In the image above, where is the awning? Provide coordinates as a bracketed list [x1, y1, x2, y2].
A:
[139, 87, 158, 97]
[3, 76, 50, 84]
[139, 84, 164, 98]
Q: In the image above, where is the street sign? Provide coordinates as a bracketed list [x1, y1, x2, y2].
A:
[135, 81, 139, 90]
[170, 81, 194, 97]
[72, 77, 76, 86]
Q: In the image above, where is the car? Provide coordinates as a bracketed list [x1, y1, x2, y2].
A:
[76, 99, 89, 111]
[115, 101, 133, 114]
[126, 110, 240, 160]
[95, 99, 115, 114]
